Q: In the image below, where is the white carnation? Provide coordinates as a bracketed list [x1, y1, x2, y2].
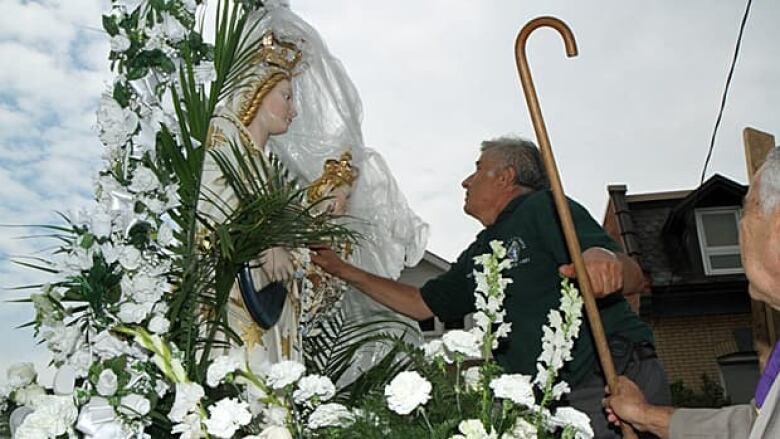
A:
[502, 417, 537, 439]
[266, 361, 305, 389]
[204, 398, 252, 438]
[384, 371, 431, 415]
[118, 245, 142, 270]
[15, 395, 77, 439]
[549, 407, 593, 439]
[451, 419, 498, 439]
[257, 425, 293, 439]
[110, 32, 131, 52]
[118, 301, 151, 323]
[14, 384, 46, 406]
[96, 369, 118, 396]
[307, 403, 354, 429]
[489, 374, 535, 408]
[171, 413, 205, 439]
[422, 339, 452, 363]
[442, 329, 482, 358]
[292, 374, 335, 405]
[206, 353, 242, 388]
[92, 330, 130, 359]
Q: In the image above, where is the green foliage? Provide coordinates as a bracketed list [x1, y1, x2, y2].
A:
[670, 374, 731, 408]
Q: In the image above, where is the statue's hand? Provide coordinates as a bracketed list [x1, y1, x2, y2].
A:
[259, 246, 294, 282]
[315, 184, 351, 216]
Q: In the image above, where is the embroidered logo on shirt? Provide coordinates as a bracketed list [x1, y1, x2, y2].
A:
[508, 237, 530, 266]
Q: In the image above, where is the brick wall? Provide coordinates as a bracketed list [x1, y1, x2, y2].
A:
[647, 313, 752, 390]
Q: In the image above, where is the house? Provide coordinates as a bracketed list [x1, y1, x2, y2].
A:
[602, 174, 758, 403]
[397, 250, 474, 339]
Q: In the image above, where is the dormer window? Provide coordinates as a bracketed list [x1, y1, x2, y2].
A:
[695, 207, 743, 275]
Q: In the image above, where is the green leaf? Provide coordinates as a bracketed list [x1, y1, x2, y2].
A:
[113, 81, 131, 108]
[127, 65, 150, 81]
[102, 15, 119, 36]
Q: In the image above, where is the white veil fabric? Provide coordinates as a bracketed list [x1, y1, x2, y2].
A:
[259, 4, 430, 380]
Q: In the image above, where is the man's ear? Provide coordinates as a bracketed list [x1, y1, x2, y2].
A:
[498, 166, 517, 188]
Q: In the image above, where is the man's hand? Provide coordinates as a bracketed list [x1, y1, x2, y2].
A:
[309, 244, 349, 278]
[558, 247, 622, 297]
[604, 376, 674, 439]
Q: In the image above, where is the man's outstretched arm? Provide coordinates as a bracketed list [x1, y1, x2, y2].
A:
[309, 245, 434, 321]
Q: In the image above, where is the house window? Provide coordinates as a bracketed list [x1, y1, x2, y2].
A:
[695, 207, 743, 275]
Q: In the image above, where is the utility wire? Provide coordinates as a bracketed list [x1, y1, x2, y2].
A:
[700, 0, 754, 184]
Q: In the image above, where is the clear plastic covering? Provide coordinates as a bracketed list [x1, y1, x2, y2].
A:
[260, 5, 430, 382]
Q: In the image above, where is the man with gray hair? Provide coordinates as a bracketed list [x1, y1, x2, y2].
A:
[605, 147, 780, 439]
[312, 136, 668, 438]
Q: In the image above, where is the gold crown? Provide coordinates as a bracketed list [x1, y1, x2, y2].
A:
[252, 31, 301, 73]
[307, 151, 358, 202]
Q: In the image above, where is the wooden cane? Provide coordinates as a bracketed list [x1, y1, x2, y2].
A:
[515, 17, 638, 439]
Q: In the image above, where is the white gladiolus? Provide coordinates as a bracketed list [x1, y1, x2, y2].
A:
[129, 166, 160, 193]
[96, 369, 118, 396]
[384, 371, 432, 415]
[266, 361, 305, 389]
[169, 382, 205, 422]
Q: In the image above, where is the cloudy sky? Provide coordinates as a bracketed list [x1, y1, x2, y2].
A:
[1, 0, 778, 380]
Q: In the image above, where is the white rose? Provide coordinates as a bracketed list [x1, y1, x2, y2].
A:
[14, 384, 46, 406]
[7, 363, 37, 389]
[266, 361, 305, 389]
[292, 375, 335, 404]
[148, 315, 171, 334]
[384, 371, 431, 415]
[110, 32, 131, 52]
[157, 222, 175, 246]
[257, 425, 293, 439]
[307, 403, 354, 429]
[549, 407, 593, 439]
[129, 166, 160, 193]
[193, 61, 217, 86]
[118, 302, 151, 323]
[161, 12, 187, 42]
[119, 394, 150, 418]
[442, 329, 482, 358]
[204, 398, 252, 438]
[169, 382, 205, 422]
[489, 374, 535, 408]
[118, 245, 142, 270]
[96, 95, 138, 149]
[96, 369, 118, 396]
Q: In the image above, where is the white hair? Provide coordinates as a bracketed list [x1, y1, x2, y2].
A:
[758, 147, 780, 213]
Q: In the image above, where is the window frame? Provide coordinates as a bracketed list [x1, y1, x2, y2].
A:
[694, 206, 744, 275]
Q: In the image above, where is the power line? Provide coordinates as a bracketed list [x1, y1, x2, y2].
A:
[700, 0, 754, 184]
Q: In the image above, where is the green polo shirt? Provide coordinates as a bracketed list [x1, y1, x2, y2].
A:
[420, 190, 653, 385]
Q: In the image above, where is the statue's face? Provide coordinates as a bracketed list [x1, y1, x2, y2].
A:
[256, 79, 296, 135]
[740, 175, 780, 310]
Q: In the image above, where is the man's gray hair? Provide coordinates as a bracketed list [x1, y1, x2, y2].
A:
[481, 136, 549, 190]
[758, 147, 780, 213]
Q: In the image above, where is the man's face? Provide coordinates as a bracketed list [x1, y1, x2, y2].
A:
[461, 152, 504, 224]
[740, 176, 780, 310]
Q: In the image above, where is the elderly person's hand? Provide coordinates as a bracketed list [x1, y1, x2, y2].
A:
[259, 246, 294, 282]
[308, 244, 348, 277]
[604, 376, 648, 427]
[558, 247, 623, 298]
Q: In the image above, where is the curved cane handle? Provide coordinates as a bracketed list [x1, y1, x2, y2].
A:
[515, 17, 638, 439]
